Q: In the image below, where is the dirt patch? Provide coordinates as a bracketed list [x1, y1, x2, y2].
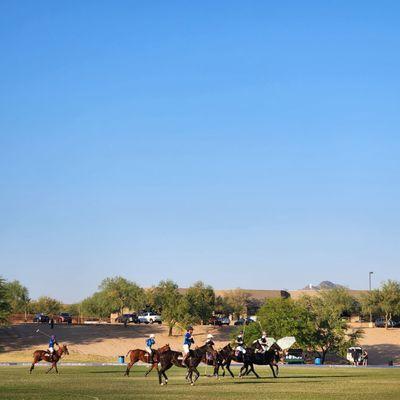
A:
[1, 323, 399, 364]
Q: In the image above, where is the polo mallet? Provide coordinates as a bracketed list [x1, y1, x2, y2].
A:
[35, 328, 52, 339]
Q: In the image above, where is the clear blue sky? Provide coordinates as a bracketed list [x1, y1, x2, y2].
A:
[1, 1, 399, 303]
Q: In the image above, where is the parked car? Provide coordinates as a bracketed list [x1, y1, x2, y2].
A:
[138, 312, 162, 324]
[218, 317, 230, 326]
[33, 313, 49, 323]
[208, 316, 230, 326]
[208, 316, 219, 325]
[375, 318, 399, 328]
[234, 317, 254, 326]
[57, 313, 72, 324]
[115, 313, 139, 324]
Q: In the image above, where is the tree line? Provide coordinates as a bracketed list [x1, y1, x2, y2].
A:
[0, 276, 256, 335]
[1, 275, 400, 345]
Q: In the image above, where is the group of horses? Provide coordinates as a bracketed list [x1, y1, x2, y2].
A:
[28, 340, 284, 386]
[124, 339, 283, 385]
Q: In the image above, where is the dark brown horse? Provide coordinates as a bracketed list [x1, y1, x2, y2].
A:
[157, 349, 185, 385]
[29, 344, 69, 374]
[124, 344, 170, 377]
[184, 343, 216, 385]
[216, 342, 282, 378]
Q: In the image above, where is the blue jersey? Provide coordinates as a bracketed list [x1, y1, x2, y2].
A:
[146, 338, 155, 348]
[49, 338, 56, 348]
[184, 332, 193, 346]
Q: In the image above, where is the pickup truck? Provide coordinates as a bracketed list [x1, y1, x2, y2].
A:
[137, 312, 162, 324]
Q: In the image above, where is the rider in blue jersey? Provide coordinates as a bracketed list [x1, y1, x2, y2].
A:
[182, 326, 194, 364]
[47, 335, 59, 361]
[145, 334, 156, 363]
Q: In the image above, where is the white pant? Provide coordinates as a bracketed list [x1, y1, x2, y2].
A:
[48, 347, 54, 354]
[183, 344, 190, 355]
[236, 346, 246, 354]
[145, 346, 152, 354]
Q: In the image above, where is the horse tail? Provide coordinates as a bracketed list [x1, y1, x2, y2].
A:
[126, 349, 133, 358]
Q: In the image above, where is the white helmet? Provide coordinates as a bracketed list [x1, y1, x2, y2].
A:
[150, 334, 155, 338]
[207, 334, 214, 339]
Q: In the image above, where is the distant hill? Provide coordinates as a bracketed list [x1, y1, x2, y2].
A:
[302, 281, 346, 290]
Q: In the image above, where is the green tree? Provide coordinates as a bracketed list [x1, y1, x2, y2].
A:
[224, 289, 250, 319]
[360, 289, 382, 322]
[81, 291, 113, 319]
[379, 280, 400, 328]
[62, 303, 80, 316]
[252, 298, 315, 347]
[318, 288, 360, 317]
[215, 295, 234, 316]
[0, 278, 12, 324]
[99, 276, 145, 315]
[360, 281, 400, 328]
[30, 296, 62, 315]
[149, 280, 185, 336]
[299, 294, 363, 364]
[186, 281, 215, 324]
[5, 280, 30, 321]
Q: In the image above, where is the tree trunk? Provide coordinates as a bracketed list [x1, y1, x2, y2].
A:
[168, 325, 173, 336]
[320, 349, 327, 365]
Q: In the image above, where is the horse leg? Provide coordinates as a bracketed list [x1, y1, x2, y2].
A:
[239, 364, 246, 378]
[124, 360, 135, 376]
[195, 367, 201, 382]
[144, 363, 155, 377]
[274, 363, 279, 377]
[54, 363, 59, 374]
[187, 368, 193, 384]
[226, 362, 235, 378]
[46, 364, 54, 374]
[29, 362, 35, 374]
[250, 364, 260, 378]
[162, 370, 168, 384]
[158, 366, 166, 385]
[190, 367, 199, 385]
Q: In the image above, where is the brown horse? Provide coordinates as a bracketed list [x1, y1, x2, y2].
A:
[124, 344, 170, 377]
[158, 349, 185, 385]
[29, 344, 69, 374]
[184, 343, 216, 385]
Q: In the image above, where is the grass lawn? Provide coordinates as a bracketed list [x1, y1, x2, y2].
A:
[0, 365, 399, 400]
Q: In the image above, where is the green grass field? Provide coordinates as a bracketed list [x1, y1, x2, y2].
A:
[0, 365, 399, 400]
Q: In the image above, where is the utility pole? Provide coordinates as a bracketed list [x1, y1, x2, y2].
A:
[369, 271, 374, 326]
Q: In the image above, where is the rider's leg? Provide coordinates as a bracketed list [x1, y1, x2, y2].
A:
[182, 345, 189, 364]
[48, 347, 54, 362]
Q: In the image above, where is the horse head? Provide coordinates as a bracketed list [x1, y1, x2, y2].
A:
[158, 344, 170, 353]
[253, 340, 264, 352]
[59, 344, 69, 356]
[205, 343, 217, 357]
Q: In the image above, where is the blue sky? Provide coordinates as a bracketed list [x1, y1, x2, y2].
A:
[1, 1, 399, 303]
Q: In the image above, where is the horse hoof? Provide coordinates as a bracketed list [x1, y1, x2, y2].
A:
[191, 383, 194, 386]
[161, 383, 164, 386]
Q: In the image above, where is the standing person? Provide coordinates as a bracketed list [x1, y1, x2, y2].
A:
[50, 318, 54, 329]
[182, 326, 194, 364]
[47, 335, 59, 361]
[362, 350, 369, 366]
[145, 334, 156, 363]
